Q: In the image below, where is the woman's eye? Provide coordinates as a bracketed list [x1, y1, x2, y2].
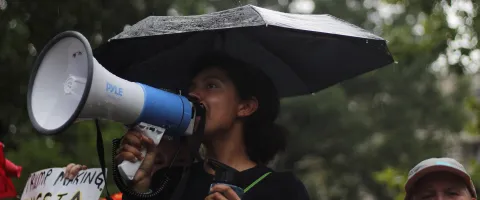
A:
[207, 83, 218, 89]
[447, 191, 458, 196]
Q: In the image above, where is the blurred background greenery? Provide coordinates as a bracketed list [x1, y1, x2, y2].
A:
[2, 0, 480, 199]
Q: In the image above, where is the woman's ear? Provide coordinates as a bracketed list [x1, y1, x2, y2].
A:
[237, 97, 258, 117]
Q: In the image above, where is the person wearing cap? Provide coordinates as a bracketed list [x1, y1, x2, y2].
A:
[405, 157, 477, 200]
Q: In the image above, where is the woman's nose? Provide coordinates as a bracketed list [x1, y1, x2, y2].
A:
[434, 193, 447, 200]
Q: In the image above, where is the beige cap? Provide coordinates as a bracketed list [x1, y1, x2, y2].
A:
[404, 157, 476, 200]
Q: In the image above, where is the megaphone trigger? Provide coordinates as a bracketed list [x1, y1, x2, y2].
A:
[117, 122, 166, 182]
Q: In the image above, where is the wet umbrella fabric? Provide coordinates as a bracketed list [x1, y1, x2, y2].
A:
[93, 4, 394, 98]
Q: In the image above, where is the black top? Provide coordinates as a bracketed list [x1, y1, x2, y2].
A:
[122, 162, 310, 200]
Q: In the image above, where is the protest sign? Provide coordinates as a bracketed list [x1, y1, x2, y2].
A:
[20, 168, 107, 200]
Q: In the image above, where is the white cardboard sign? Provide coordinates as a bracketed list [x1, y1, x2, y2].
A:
[20, 168, 107, 200]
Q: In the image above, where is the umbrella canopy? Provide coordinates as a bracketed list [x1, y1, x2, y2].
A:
[94, 4, 394, 98]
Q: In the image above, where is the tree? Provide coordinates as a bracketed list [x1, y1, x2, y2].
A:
[275, 0, 472, 199]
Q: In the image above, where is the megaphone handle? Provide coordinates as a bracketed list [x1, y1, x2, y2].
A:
[117, 123, 165, 181]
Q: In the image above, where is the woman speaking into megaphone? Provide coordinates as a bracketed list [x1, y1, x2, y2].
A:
[64, 53, 310, 200]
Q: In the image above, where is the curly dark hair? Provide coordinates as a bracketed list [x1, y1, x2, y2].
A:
[190, 52, 288, 165]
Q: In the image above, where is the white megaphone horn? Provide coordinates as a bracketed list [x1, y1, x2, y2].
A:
[27, 31, 198, 181]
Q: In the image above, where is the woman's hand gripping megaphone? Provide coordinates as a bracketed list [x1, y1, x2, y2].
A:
[114, 125, 193, 193]
[63, 126, 191, 194]
[115, 127, 157, 193]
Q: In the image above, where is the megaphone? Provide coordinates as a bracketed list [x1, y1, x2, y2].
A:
[27, 31, 198, 181]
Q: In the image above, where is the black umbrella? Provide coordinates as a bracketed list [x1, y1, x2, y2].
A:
[93, 4, 394, 98]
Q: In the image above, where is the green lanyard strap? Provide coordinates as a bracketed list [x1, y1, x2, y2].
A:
[243, 172, 272, 193]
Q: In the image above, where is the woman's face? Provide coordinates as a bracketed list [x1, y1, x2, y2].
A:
[188, 66, 257, 136]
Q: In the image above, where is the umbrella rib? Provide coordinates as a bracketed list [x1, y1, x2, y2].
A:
[225, 30, 312, 97]
[271, 54, 313, 95]
[242, 32, 312, 95]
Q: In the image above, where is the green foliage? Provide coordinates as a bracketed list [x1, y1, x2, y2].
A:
[466, 159, 480, 193]
[275, 0, 474, 199]
[373, 167, 407, 200]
